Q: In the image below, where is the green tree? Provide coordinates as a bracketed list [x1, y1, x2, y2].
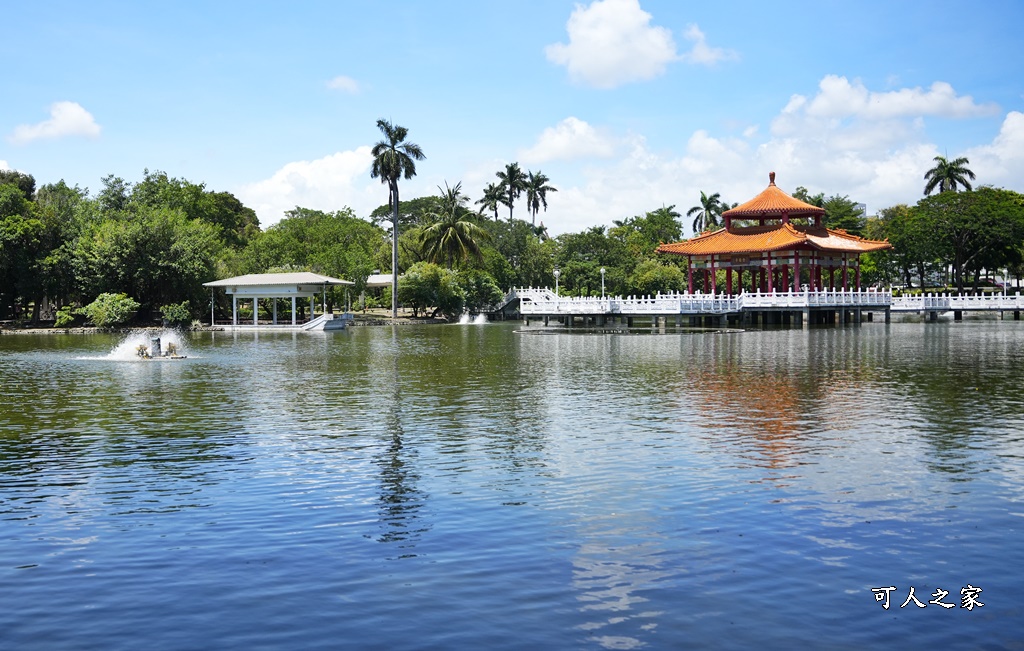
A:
[924, 155, 976, 195]
[458, 268, 504, 312]
[371, 118, 426, 319]
[0, 183, 44, 319]
[420, 183, 491, 269]
[629, 259, 686, 295]
[78, 292, 140, 328]
[912, 187, 1024, 292]
[369, 195, 442, 229]
[687, 191, 723, 234]
[397, 261, 465, 319]
[476, 182, 504, 222]
[495, 162, 528, 221]
[822, 195, 866, 235]
[0, 170, 36, 200]
[792, 186, 825, 207]
[524, 170, 557, 227]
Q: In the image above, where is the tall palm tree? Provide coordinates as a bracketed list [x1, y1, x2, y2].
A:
[421, 192, 491, 269]
[371, 118, 425, 318]
[924, 155, 976, 195]
[687, 191, 724, 234]
[495, 162, 528, 221]
[476, 182, 504, 221]
[525, 170, 557, 227]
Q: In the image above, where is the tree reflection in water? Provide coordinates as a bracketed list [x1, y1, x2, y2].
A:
[374, 327, 429, 554]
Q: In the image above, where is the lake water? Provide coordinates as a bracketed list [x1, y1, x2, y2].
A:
[1, 321, 1022, 650]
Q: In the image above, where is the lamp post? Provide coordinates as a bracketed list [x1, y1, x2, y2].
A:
[553, 266, 560, 310]
[600, 267, 606, 299]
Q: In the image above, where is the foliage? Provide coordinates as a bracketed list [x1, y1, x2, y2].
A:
[924, 155, 975, 195]
[241, 207, 385, 294]
[55, 305, 78, 328]
[687, 191, 723, 234]
[78, 292, 140, 327]
[397, 261, 465, 318]
[476, 182, 504, 221]
[628, 259, 686, 295]
[524, 170, 557, 227]
[160, 301, 192, 325]
[495, 162, 528, 221]
[420, 185, 491, 269]
[822, 194, 865, 235]
[458, 269, 504, 312]
[72, 206, 222, 317]
[0, 171, 36, 200]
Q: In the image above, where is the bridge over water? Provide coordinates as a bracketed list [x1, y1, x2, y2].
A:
[499, 288, 1024, 328]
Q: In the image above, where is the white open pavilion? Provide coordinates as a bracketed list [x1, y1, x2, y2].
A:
[204, 272, 354, 327]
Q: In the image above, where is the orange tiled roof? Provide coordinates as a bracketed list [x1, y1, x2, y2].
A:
[656, 222, 891, 256]
[723, 172, 825, 218]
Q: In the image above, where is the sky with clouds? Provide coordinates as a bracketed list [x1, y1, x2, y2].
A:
[2, 0, 1023, 236]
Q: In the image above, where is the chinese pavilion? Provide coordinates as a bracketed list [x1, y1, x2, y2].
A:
[656, 173, 892, 294]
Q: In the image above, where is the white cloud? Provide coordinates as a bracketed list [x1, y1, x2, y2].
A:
[532, 76, 1011, 236]
[326, 75, 360, 93]
[0, 160, 9, 170]
[9, 101, 101, 145]
[678, 24, 738, 65]
[545, 0, 678, 89]
[236, 147, 380, 228]
[965, 111, 1024, 188]
[801, 75, 998, 120]
[519, 117, 617, 163]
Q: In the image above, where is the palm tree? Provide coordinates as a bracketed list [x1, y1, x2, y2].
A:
[687, 191, 724, 234]
[421, 190, 491, 269]
[525, 170, 557, 227]
[476, 182, 504, 221]
[495, 162, 528, 221]
[924, 155, 976, 195]
[438, 180, 469, 215]
[371, 118, 426, 318]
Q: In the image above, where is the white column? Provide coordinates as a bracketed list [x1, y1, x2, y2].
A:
[210, 289, 215, 326]
[310, 296, 315, 322]
[253, 297, 258, 326]
[232, 294, 237, 326]
[273, 299, 278, 325]
[292, 297, 297, 325]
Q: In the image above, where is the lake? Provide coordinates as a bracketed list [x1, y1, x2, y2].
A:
[1, 320, 1021, 650]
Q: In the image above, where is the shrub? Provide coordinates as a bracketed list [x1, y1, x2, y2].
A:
[160, 301, 192, 325]
[78, 293, 140, 328]
[55, 305, 79, 328]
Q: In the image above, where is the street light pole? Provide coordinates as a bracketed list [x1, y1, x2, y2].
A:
[553, 266, 560, 310]
[600, 267, 606, 299]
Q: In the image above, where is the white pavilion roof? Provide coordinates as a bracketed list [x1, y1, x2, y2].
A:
[204, 272, 354, 288]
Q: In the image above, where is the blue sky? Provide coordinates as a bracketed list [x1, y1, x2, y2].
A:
[3, 0, 1023, 235]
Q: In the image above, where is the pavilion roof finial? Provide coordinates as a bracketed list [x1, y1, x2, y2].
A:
[769, 171, 776, 185]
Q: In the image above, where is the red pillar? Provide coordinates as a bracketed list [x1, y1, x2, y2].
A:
[726, 268, 733, 295]
[710, 255, 716, 295]
[767, 252, 774, 293]
[855, 257, 861, 290]
[794, 253, 801, 291]
[782, 264, 789, 293]
[843, 256, 849, 291]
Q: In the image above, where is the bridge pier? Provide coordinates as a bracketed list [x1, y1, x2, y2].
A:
[1016, 310, 1021, 321]
[885, 308, 890, 323]
[543, 316, 548, 326]
[928, 311, 938, 322]
[954, 310, 963, 321]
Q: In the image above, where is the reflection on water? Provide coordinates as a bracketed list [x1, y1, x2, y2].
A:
[1, 323, 1023, 649]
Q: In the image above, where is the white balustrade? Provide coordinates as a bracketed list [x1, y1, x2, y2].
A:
[512, 287, 1023, 316]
